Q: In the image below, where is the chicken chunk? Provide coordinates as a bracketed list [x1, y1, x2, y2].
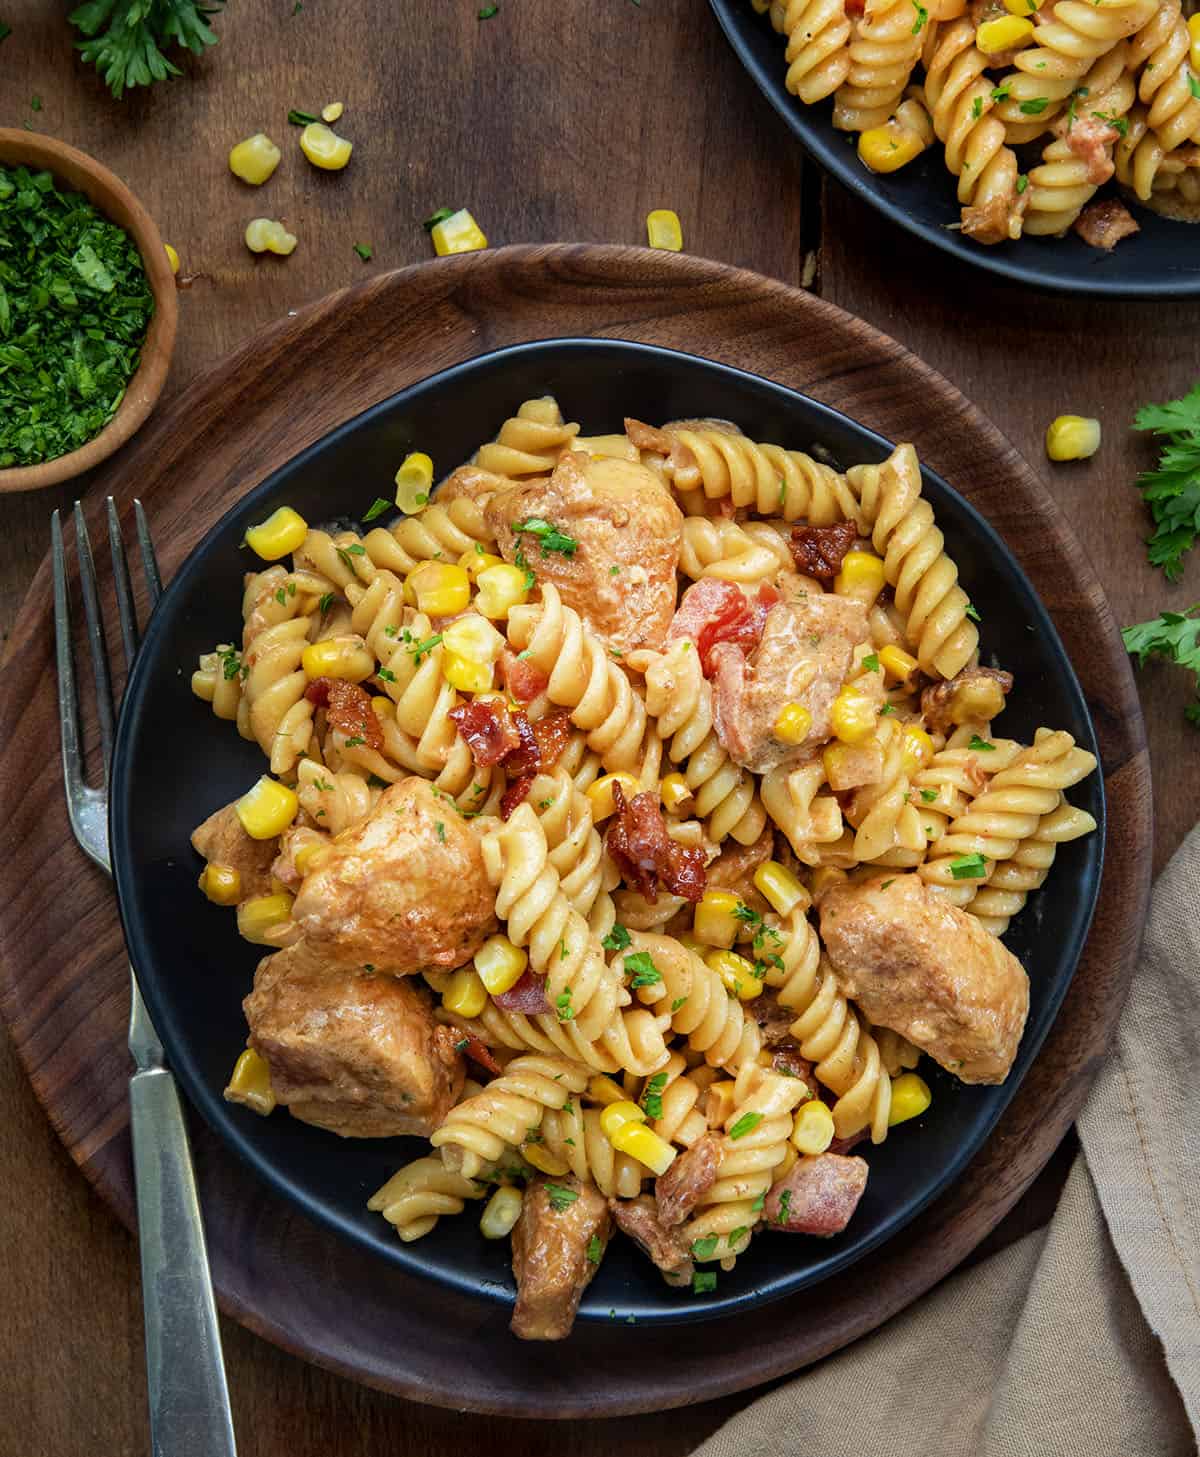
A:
[920, 667, 1013, 737]
[292, 777, 496, 975]
[608, 1196, 693, 1286]
[711, 593, 869, 774]
[244, 940, 465, 1138]
[485, 450, 683, 655]
[435, 463, 514, 512]
[510, 1176, 612, 1341]
[655, 1131, 722, 1227]
[763, 1153, 868, 1236]
[819, 873, 1030, 1084]
[191, 801, 278, 900]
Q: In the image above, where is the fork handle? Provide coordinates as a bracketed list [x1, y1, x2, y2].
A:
[130, 1066, 238, 1457]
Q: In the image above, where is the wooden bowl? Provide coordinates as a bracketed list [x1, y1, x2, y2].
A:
[0, 130, 178, 493]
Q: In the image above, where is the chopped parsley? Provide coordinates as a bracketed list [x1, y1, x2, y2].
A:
[344, 735, 365, 748]
[288, 109, 320, 126]
[610, 564, 620, 576]
[318, 591, 334, 614]
[362, 497, 390, 523]
[691, 1235, 719, 1259]
[435, 821, 446, 842]
[1091, 110, 1128, 137]
[692, 1271, 717, 1294]
[971, 96, 983, 121]
[586, 1235, 603, 1264]
[454, 1037, 469, 1052]
[775, 1189, 793, 1225]
[880, 878, 894, 890]
[602, 923, 632, 952]
[335, 543, 367, 571]
[1065, 85, 1089, 130]
[406, 633, 443, 664]
[642, 1071, 668, 1120]
[1190, 74, 1200, 100]
[218, 646, 242, 681]
[555, 989, 574, 1022]
[1019, 97, 1050, 115]
[544, 1183, 578, 1213]
[949, 852, 989, 880]
[863, 653, 880, 672]
[911, 1, 927, 31]
[729, 1111, 763, 1140]
[377, 666, 396, 683]
[670, 996, 688, 1013]
[478, 3, 498, 15]
[879, 702, 895, 716]
[728, 1225, 749, 1249]
[624, 951, 662, 989]
[920, 788, 938, 802]
[990, 83, 1011, 101]
[517, 517, 578, 557]
[968, 735, 995, 752]
[1016, 174, 1029, 194]
[353, 242, 374, 262]
[965, 603, 981, 622]
[423, 207, 455, 232]
[751, 1189, 766, 1213]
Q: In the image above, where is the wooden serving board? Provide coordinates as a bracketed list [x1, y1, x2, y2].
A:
[0, 245, 1151, 1417]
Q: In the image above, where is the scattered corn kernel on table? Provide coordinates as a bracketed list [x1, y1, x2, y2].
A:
[1, 2, 1196, 1453]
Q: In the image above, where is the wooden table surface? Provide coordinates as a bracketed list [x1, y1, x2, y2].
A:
[1, 1, 1193, 1452]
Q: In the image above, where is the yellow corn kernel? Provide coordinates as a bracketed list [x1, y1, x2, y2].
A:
[293, 839, 327, 877]
[475, 563, 531, 620]
[458, 547, 505, 581]
[370, 695, 395, 720]
[693, 889, 742, 949]
[660, 772, 694, 815]
[791, 1098, 836, 1155]
[976, 14, 1034, 51]
[236, 891, 295, 945]
[587, 1074, 628, 1108]
[299, 121, 353, 170]
[830, 687, 878, 745]
[754, 861, 808, 917]
[773, 702, 813, 746]
[442, 652, 494, 692]
[443, 613, 505, 665]
[407, 561, 472, 617]
[600, 1100, 647, 1141]
[706, 949, 763, 1002]
[1045, 415, 1101, 462]
[430, 208, 488, 256]
[244, 505, 307, 560]
[1004, 0, 1041, 12]
[858, 122, 926, 174]
[321, 101, 345, 123]
[833, 550, 886, 606]
[809, 866, 847, 898]
[586, 772, 642, 822]
[199, 863, 242, 906]
[879, 644, 920, 690]
[523, 1145, 571, 1176]
[610, 1120, 677, 1175]
[301, 635, 375, 683]
[1190, 12, 1200, 70]
[394, 451, 434, 513]
[244, 217, 297, 255]
[228, 132, 282, 185]
[223, 1049, 276, 1115]
[473, 934, 528, 996]
[442, 966, 488, 1019]
[888, 1071, 932, 1126]
[646, 208, 683, 251]
[479, 1184, 524, 1238]
[900, 723, 935, 773]
[164, 243, 180, 274]
[236, 776, 299, 839]
[705, 1080, 737, 1127]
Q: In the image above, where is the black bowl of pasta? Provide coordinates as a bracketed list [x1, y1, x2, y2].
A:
[710, 0, 1200, 299]
[110, 337, 1104, 1333]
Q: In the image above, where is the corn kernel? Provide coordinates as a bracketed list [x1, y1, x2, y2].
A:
[299, 121, 353, 170]
[586, 772, 642, 822]
[293, 839, 327, 877]
[164, 243, 180, 274]
[1190, 12, 1200, 70]
[888, 1071, 932, 1126]
[833, 551, 886, 605]
[1003, 0, 1041, 12]
[473, 934, 528, 996]
[791, 1098, 835, 1155]
[301, 635, 375, 683]
[976, 14, 1034, 51]
[610, 1120, 677, 1175]
[244, 505, 308, 560]
[430, 208, 488, 256]
[236, 891, 295, 945]
[830, 686, 878, 745]
[773, 702, 814, 745]
[754, 861, 808, 916]
[694, 889, 742, 949]
[443, 613, 505, 664]
[244, 217, 297, 255]
[646, 208, 683, 251]
[442, 966, 488, 1019]
[394, 451, 434, 513]
[199, 863, 242, 906]
[229, 132, 281, 185]
[321, 101, 345, 123]
[660, 772, 694, 815]
[223, 1048, 276, 1115]
[705, 1080, 737, 1127]
[442, 652, 493, 692]
[900, 723, 935, 773]
[479, 1184, 523, 1238]
[475, 563, 531, 620]
[370, 695, 395, 720]
[600, 1100, 648, 1141]
[523, 1145, 571, 1176]
[858, 122, 926, 174]
[1045, 415, 1101, 462]
[458, 547, 505, 581]
[706, 949, 764, 1002]
[408, 561, 472, 617]
[587, 1074, 628, 1107]
[879, 644, 920, 690]
[236, 776, 299, 839]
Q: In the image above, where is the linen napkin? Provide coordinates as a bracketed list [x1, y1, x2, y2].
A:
[694, 824, 1200, 1457]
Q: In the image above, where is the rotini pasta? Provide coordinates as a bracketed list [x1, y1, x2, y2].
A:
[431, 1054, 590, 1177]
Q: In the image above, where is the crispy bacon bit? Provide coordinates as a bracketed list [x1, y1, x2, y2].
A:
[448, 699, 521, 766]
[450, 1028, 501, 1076]
[1074, 198, 1140, 252]
[451, 699, 574, 818]
[606, 783, 707, 903]
[844, 0, 865, 14]
[789, 522, 858, 582]
[669, 579, 779, 677]
[532, 710, 574, 770]
[1062, 114, 1118, 186]
[305, 677, 384, 751]
[608, 1196, 694, 1285]
[499, 649, 549, 705]
[505, 712, 542, 775]
[623, 417, 675, 455]
[493, 967, 552, 1016]
[501, 774, 536, 820]
[764, 1153, 868, 1236]
[655, 1132, 722, 1227]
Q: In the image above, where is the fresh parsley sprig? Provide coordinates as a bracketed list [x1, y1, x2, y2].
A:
[1132, 382, 1200, 581]
[69, 0, 225, 100]
[1123, 607, 1200, 724]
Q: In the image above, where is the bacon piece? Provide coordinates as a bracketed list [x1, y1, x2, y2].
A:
[449, 699, 522, 766]
[305, 678, 384, 751]
[500, 774, 536, 820]
[451, 1028, 502, 1076]
[505, 712, 542, 775]
[493, 968, 551, 1015]
[499, 649, 549, 705]
[1062, 114, 1118, 185]
[666, 579, 779, 677]
[532, 710, 574, 769]
[789, 522, 858, 583]
[829, 1130, 868, 1156]
[763, 1153, 869, 1236]
[667, 578, 745, 651]
[623, 417, 675, 455]
[606, 783, 707, 903]
[655, 1132, 722, 1227]
[608, 1196, 694, 1285]
[1074, 198, 1139, 251]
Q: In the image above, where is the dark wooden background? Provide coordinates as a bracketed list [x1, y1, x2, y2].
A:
[0, 1, 1193, 1452]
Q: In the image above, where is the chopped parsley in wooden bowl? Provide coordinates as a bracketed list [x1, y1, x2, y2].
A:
[0, 130, 177, 492]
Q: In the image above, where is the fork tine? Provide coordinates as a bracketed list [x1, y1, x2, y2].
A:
[52, 510, 85, 798]
[107, 497, 139, 671]
[134, 500, 163, 608]
[73, 500, 116, 785]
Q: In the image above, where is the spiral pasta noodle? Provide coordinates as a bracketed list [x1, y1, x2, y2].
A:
[679, 517, 793, 583]
[762, 759, 846, 863]
[967, 797, 1099, 935]
[781, 0, 853, 103]
[647, 1050, 714, 1149]
[475, 396, 579, 477]
[834, 0, 928, 133]
[527, 766, 612, 918]
[539, 1104, 645, 1197]
[367, 1155, 485, 1243]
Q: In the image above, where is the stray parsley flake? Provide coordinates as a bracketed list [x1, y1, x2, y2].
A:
[478, 4, 498, 15]
[691, 1235, 719, 1259]
[545, 1183, 578, 1213]
[435, 821, 446, 843]
[729, 1111, 763, 1140]
[556, 989, 574, 1022]
[586, 1235, 603, 1264]
[1019, 97, 1050, 115]
[517, 516, 578, 557]
[950, 852, 988, 880]
[920, 788, 938, 802]
[692, 1271, 717, 1294]
[863, 653, 880, 672]
[968, 735, 995, 752]
[423, 207, 455, 232]
[602, 923, 631, 952]
[624, 951, 662, 989]
[965, 603, 981, 622]
[353, 242, 374, 262]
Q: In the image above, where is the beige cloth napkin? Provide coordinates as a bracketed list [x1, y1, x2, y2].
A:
[695, 824, 1200, 1457]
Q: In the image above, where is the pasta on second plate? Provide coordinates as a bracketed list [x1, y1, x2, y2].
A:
[191, 395, 1098, 1340]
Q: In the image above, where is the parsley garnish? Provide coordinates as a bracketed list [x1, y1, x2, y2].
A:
[1016, 174, 1029, 194]
[968, 735, 995, 752]
[642, 1071, 667, 1120]
[775, 1189, 793, 1225]
[1091, 110, 1128, 137]
[70, 0, 224, 99]
[377, 666, 396, 682]
[1190, 74, 1200, 100]
[556, 989, 574, 1022]
[0, 23, 10, 42]
[863, 653, 880, 672]
[1131, 382, 1200, 580]
[610, 564, 620, 576]
[478, 3, 498, 15]
[288, 109, 320, 125]
[545, 1183, 578, 1213]
[313, 776, 333, 791]
[423, 207, 455, 232]
[729, 1111, 763, 1140]
[1019, 97, 1050, 115]
[692, 1271, 717, 1294]
[345, 735, 365, 748]
[406, 633, 443, 664]
[454, 1037, 469, 1052]
[971, 96, 983, 121]
[670, 995, 688, 1012]
[691, 1235, 719, 1259]
[435, 821, 446, 842]
[911, 0, 927, 30]
[218, 646, 242, 681]
[965, 603, 981, 622]
[586, 1235, 603, 1264]
[1123, 607, 1200, 724]
[920, 788, 938, 802]
[362, 497, 390, 523]
[624, 951, 662, 989]
[879, 702, 895, 716]
[751, 1189, 766, 1213]
[728, 1225, 749, 1249]
[517, 517, 578, 557]
[602, 923, 631, 952]
[949, 852, 988, 880]
[1065, 85, 1088, 130]
[353, 242, 374, 262]
[990, 83, 1011, 101]
[880, 878, 894, 890]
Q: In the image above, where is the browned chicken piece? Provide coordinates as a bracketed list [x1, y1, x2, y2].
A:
[191, 801, 278, 900]
[244, 940, 465, 1138]
[819, 874, 1030, 1084]
[292, 777, 496, 975]
[920, 667, 1013, 737]
[711, 593, 870, 774]
[962, 192, 1025, 246]
[484, 450, 684, 655]
[434, 463, 514, 511]
[655, 1131, 723, 1228]
[510, 1176, 612, 1341]
[763, 1153, 869, 1236]
[704, 825, 775, 914]
[608, 1196, 694, 1286]
[1074, 198, 1140, 251]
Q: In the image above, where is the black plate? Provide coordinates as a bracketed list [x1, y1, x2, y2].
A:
[710, 0, 1200, 299]
[110, 337, 1104, 1326]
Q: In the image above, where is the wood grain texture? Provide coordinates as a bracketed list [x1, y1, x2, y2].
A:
[0, 246, 1150, 1419]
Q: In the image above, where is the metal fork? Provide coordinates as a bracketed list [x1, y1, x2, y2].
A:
[53, 499, 238, 1457]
